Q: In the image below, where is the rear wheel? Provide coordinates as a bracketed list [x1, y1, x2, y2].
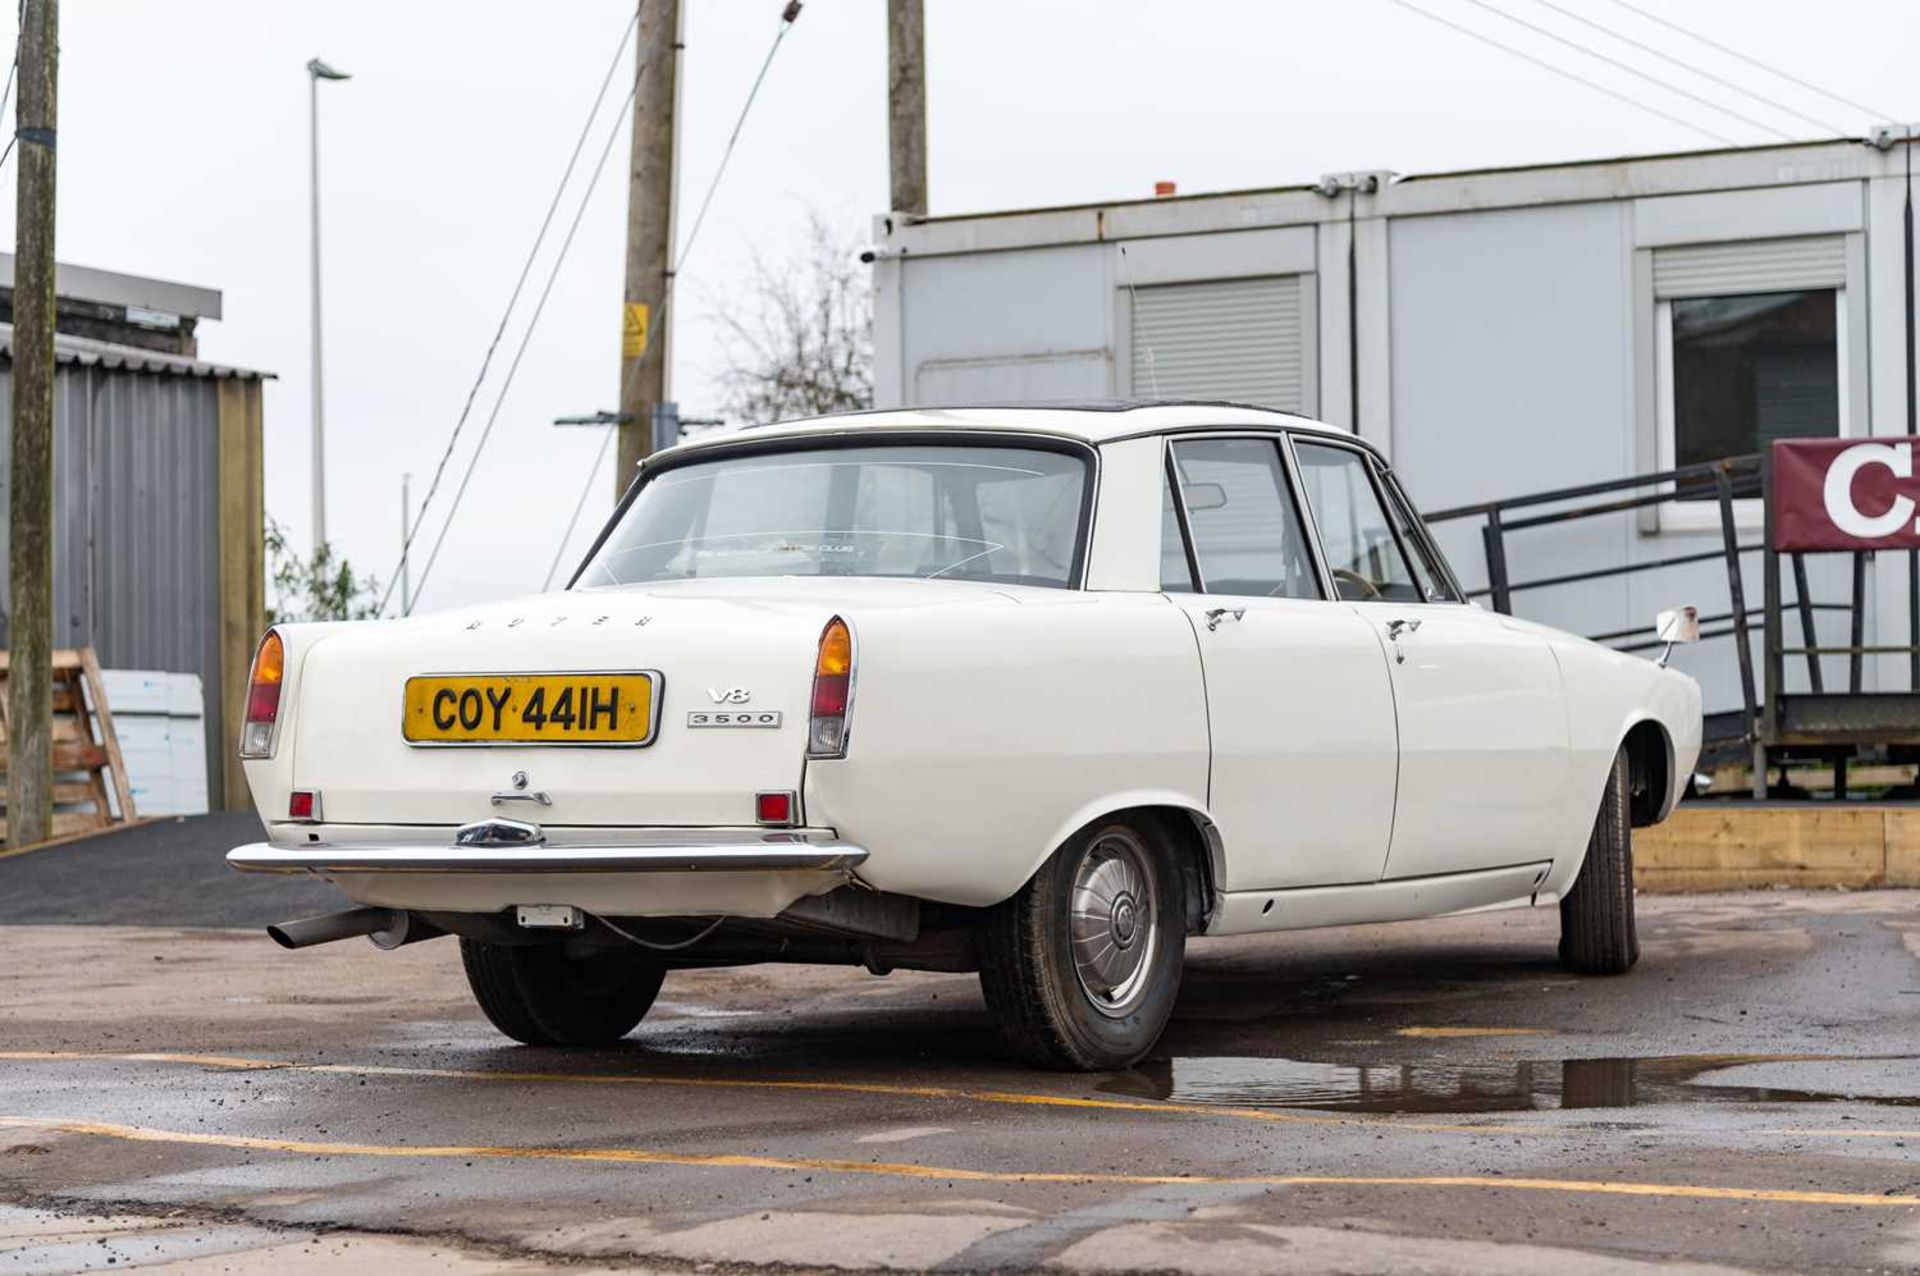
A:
[461, 939, 665, 1046]
[1559, 748, 1639, 975]
[979, 817, 1186, 1070]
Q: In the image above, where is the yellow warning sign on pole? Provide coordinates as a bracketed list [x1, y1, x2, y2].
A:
[622, 303, 651, 359]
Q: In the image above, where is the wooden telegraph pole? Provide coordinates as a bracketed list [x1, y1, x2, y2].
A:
[7, 0, 58, 848]
[887, 0, 927, 217]
[615, 0, 682, 496]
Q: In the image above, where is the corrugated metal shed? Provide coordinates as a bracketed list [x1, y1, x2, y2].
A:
[0, 322, 271, 807]
[0, 324, 265, 377]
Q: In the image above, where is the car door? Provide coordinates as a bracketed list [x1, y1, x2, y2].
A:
[1289, 437, 1570, 881]
[1162, 435, 1400, 891]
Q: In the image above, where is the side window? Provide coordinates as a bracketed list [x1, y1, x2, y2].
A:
[1160, 468, 1196, 592]
[1168, 438, 1321, 600]
[1377, 472, 1460, 603]
[1291, 441, 1423, 604]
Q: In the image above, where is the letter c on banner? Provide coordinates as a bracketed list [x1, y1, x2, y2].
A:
[1823, 442, 1916, 539]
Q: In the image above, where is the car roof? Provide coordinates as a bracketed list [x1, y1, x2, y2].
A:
[664, 401, 1369, 454]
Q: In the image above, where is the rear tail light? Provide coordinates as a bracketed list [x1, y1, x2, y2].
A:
[807, 616, 854, 758]
[239, 629, 285, 759]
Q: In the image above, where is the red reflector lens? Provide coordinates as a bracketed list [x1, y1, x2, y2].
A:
[755, 791, 794, 825]
[288, 790, 316, 820]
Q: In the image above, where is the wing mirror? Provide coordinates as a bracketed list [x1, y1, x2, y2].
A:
[1653, 606, 1700, 667]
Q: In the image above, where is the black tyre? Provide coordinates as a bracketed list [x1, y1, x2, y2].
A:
[1558, 748, 1639, 975]
[979, 817, 1186, 1070]
[460, 939, 665, 1046]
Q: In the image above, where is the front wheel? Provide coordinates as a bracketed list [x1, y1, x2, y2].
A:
[979, 817, 1186, 1070]
[461, 939, 665, 1046]
[1558, 748, 1639, 975]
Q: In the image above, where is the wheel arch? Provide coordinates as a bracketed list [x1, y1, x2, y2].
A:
[1038, 794, 1221, 934]
[1619, 716, 1676, 827]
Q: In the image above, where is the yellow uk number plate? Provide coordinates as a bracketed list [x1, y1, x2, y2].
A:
[402, 672, 658, 745]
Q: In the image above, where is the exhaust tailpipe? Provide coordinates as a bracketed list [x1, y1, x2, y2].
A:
[267, 907, 438, 951]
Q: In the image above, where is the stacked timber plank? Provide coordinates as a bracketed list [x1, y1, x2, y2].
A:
[0, 647, 138, 845]
[1637, 803, 1920, 891]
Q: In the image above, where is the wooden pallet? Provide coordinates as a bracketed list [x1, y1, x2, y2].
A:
[0, 647, 137, 844]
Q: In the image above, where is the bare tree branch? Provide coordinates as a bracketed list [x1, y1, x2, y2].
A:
[716, 210, 873, 425]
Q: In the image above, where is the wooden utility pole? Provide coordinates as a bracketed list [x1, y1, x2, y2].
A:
[7, 0, 58, 848]
[615, 0, 682, 496]
[887, 0, 927, 216]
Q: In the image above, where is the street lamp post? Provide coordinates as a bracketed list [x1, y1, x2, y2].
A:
[306, 56, 350, 552]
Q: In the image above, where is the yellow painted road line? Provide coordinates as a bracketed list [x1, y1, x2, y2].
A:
[2, 1115, 1913, 1208]
[0, 1050, 1534, 1136]
[1395, 1027, 1556, 1038]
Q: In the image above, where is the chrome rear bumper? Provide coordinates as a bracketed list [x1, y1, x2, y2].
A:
[227, 830, 867, 876]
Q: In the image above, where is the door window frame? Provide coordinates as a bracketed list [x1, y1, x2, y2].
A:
[1160, 430, 1333, 600]
[1375, 464, 1467, 604]
[1161, 446, 1204, 593]
[1283, 432, 1466, 606]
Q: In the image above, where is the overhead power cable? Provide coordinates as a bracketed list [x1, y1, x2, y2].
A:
[0, 46, 20, 175]
[407, 74, 639, 609]
[1384, 0, 1737, 146]
[372, 6, 640, 617]
[541, 423, 614, 590]
[535, 3, 805, 597]
[1598, 0, 1894, 125]
[673, 2, 803, 287]
[1452, 0, 1790, 142]
[1521, 0, 1842, 137]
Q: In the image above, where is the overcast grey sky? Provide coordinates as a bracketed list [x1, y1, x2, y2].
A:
[11, 1, 1917, 611]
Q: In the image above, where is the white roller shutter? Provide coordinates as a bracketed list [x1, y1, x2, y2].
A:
[1129, 275, 1306, 410]
[1652, 235, 1845, 298]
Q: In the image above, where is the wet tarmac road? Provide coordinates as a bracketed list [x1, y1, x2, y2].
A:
[2, 890, 1919, 1273]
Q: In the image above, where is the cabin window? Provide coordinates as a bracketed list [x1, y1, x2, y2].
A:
[1650, 235, 1850, 524]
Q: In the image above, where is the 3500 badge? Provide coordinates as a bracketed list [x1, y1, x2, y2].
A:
[687, 709, 782, 729]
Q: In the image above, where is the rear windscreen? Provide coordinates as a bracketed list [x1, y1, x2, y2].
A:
[577, 443, 1089, 590]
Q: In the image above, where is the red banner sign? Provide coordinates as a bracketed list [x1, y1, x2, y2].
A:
[1772, 437, 1920, 552]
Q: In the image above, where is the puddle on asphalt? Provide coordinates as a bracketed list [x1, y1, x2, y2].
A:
[1102, 1054, 1920, 1114]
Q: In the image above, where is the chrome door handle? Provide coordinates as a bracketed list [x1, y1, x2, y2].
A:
[1204, 607, 1245, 631]
[1385, 617, 1421, 663]
[491, 790, 553, 807]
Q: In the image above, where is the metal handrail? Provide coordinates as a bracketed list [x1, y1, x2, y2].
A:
[1428, 450, 1920, 791]
[1427, 455, 1765, 749]
[1424, 442, 1920, 800]
[1425, 455, 1762, 522]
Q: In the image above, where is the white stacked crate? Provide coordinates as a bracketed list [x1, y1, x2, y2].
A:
[98, 670, 209, 817]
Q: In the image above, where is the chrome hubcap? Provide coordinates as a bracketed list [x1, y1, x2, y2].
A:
[1069, 831, 1158, 1019]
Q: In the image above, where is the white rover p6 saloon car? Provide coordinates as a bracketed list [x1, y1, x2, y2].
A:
[230, 403, 1702, 1070]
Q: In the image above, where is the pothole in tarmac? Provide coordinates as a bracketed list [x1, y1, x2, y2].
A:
[1100, 1053, 1920, 1114]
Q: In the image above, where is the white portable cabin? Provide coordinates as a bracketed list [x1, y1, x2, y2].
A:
[870, 134, 1920, 726]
